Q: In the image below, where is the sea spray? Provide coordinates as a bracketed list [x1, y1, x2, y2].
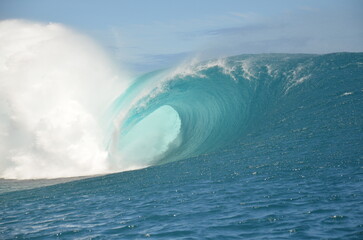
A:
[0, 20, 127, 179]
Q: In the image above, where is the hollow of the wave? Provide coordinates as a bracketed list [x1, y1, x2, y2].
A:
[111, 105, 181, 170]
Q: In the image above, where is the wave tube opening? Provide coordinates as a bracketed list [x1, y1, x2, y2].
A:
[109, 105, 181, 171]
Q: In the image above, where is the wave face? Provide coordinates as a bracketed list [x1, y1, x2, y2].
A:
[106, 59, 252, 170]
[106, 53, 363, 171]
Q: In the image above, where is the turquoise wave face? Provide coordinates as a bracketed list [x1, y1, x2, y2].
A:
[106, 53, 363, 171]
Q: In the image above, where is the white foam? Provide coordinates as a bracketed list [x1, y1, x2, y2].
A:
[284, 63, 311, 93]
[0, 20, 128, 179]
[341, 92, 353, 96]
[240, 60, 256, 81]
[168, 56, 238, 81]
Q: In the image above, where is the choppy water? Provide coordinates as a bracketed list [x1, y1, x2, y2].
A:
[1, 53, 363, 239]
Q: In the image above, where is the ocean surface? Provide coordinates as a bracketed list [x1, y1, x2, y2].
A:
[1, 53, 362, 239]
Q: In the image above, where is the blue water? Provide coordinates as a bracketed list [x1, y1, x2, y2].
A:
[1, 53, 363, 239]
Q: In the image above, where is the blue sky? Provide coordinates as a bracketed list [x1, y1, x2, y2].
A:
[1, 0, 362, 72]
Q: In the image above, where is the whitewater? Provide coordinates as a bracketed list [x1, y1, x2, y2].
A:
[1, 20, 362, 239]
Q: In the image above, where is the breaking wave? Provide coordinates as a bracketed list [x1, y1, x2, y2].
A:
[1, 20, 362, 180]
